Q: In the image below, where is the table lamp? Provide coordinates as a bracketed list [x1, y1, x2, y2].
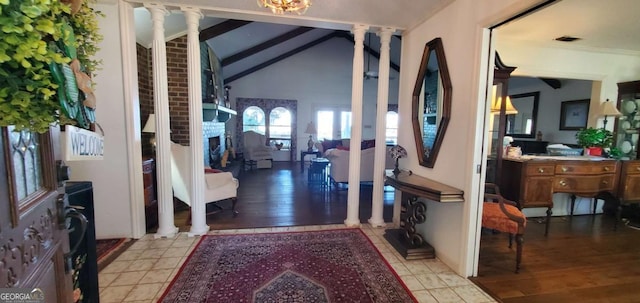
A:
[142, 114, 156, 152]
[304, 121, 317, 151]
[600, 99, 622, 129]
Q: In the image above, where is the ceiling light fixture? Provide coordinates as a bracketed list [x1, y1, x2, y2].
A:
[554, 35, 581, 42]
[257, 0, 311, 14]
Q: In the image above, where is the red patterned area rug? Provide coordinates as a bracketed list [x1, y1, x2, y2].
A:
[159, 229, 417, 303]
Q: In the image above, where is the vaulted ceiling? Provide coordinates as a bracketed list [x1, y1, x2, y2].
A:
[133, 0, 640, 85]
[134, 9, 404, 85]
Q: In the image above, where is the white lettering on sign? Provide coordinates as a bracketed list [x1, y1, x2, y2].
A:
[62, 125, 104, 161]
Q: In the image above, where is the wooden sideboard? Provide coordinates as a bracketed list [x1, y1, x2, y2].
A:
[142, 157, 158, 231]
[501, 157, 640, 233]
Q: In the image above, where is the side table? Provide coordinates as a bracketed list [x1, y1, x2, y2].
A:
[308, 158, 331, 187]
[300, 150, 322, 171]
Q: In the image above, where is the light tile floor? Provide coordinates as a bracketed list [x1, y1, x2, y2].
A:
[99, 224, 496, 303]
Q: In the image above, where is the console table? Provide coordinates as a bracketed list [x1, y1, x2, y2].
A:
[501, 157, 640, 233]
[384, 171, 464, 260]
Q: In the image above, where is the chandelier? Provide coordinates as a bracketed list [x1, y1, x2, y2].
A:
[257, 0, 311, 14]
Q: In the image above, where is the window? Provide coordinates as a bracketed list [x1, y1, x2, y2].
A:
[317, 110, 334, 140]
[316, 109, 351, 140]
[340, 111, 352, 139]
[269, 107, 292, 149]
[386, 111, 398, 145]
[242, 106, 266, 134]
[7, 126, 43, 201]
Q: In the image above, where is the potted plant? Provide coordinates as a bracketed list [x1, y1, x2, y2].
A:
[575, 127, 613, 156]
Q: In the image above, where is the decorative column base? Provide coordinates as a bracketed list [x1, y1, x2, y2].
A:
[188, 225, 210, 237]
[154, 226, 178, 239]
[344, 219, 361, 228]
[384, 229, 434, 260]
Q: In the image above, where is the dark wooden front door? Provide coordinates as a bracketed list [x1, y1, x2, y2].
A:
[0, 127, 73, 302]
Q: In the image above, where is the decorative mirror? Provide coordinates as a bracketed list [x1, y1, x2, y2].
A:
[412, 37, 451, 168]
[505, 91, 539, 138]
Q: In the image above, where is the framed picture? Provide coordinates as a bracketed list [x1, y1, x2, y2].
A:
[560, 99, 590, 130]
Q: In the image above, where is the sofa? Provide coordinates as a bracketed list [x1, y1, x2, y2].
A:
[324, 145, 395, 184]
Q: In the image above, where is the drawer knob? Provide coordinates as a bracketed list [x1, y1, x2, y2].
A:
[602, 180, 608, 185]
[538, 168, 545, 173]
[561, 167, 568, 172]
[636, 166, 640, 171]
[604, 166, 610, 171]
[559, 180, 567, 186]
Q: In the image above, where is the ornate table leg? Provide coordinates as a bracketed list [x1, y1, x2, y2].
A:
[384, 192, 435, 260]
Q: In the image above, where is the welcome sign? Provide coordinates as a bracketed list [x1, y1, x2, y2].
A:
[61, 125, 104, 161]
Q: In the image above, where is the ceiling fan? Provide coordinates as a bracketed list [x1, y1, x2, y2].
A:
[363, 33, 378, 80]
[363, 32, 394, 80]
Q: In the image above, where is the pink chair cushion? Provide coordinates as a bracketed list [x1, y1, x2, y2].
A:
[482, 203, 526, 234]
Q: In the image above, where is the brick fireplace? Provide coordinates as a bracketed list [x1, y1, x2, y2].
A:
[203, 121, 226, 168]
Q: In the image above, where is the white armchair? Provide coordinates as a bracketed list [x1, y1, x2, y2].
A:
[170, 142, 239, 216]
[242, 130, 273, 169]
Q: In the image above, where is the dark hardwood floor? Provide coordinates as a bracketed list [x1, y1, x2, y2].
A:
[168, 161, 640, 302]
[173, 161, 395, 231]
[471, 214, 640, 303]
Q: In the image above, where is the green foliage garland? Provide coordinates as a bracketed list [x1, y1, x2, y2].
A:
[0, 0, 103, 133]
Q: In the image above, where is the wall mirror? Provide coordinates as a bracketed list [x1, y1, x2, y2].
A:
[412, 37, 451, 168]
[505, 91, 539, 138]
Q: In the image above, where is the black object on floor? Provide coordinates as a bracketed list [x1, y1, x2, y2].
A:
[66, 181, 99, 303]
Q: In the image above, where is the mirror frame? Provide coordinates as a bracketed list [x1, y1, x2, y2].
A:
[505, 91, 540, 138]
[412, 37, 452, 168]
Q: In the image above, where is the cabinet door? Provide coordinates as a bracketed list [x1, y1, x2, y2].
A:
[621, 174, 640, 201]
[615, 81, 640, 159]
[522, 176, 554, 208]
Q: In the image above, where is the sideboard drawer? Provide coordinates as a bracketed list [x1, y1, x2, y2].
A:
[555, 162, 617, 175]
[526, 164, 555, 176]
[554, 175, 616, 192]
[624, 162, 640, 174]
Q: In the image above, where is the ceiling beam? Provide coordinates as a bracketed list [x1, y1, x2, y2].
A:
[199, 20, 252, 42]
[337, 32, 400, 72]
[225, 32, 340, 84]
[222, 27, 314, 67]
[540, 78, 562, 89]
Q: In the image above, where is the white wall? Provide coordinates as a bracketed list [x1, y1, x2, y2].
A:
[68, 2, 140, 239]
[397, 0, 543, 276]
[226, 37, 400, 159]
[496, 38, 640, 127]
[509, 77, 593, 144]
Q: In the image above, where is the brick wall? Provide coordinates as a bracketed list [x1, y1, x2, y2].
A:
[137, 36, 227, 162]
[137, 43, 154, 156]
[165, 36, 191, 144]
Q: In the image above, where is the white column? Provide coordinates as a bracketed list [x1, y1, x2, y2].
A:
[146, 4, 178, 238]
[182, 7, 209, 236]
[369, 27, 394, 228]
[345, 24, 369, 227]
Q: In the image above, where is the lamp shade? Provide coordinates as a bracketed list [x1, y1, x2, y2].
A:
[305, 121, 317, 134]
[491, 96, 518, 115]
[142, 114, 155, 133]
[601, 99, 622, 117]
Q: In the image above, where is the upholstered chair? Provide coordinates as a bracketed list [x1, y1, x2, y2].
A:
[242, 130, 273, 169]
[170, 142, 239, 217]
[483, 183, 527, 273]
